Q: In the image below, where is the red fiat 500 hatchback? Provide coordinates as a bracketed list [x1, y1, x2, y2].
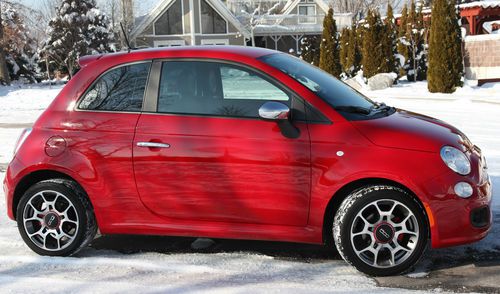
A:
[3, 46, 492, 276]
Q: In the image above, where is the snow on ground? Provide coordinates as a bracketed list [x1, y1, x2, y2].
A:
[0, 84, 62, 124]
[362, 79, 500, 103]
[0, 81, 499, 293]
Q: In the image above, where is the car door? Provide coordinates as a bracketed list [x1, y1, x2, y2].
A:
[133, 59, 311, 226]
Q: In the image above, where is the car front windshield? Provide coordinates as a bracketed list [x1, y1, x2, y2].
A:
[259, 53, 376, 111]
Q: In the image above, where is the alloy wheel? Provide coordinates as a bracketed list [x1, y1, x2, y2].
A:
[22, 190, 79, 251]
[349, 199, 419, 268]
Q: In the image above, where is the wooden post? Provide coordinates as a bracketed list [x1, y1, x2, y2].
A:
[467, 16, 477, 35]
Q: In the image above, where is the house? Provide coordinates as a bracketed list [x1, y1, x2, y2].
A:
[394, 1, 500, 36]
[130, 0, 352, 54]
[459, 1, 500, 35]
[392, 0, 500, 85]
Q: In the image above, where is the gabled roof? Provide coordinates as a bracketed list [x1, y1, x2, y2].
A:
[130, 0, 250, 39]
[281, 0, 330, 15]
[459, 1, 500, 9]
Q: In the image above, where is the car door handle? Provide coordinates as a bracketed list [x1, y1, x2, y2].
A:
[137, 142, 171, 148]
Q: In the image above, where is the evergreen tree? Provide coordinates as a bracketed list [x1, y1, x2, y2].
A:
[319, 8, 341, 77]
[382, 4, 397, 74]
[361, 9, 385, 78]
[0, 4, 11, 85]
[340, 24, 362, 78]
[397, 4, 409, 77]
[0, 4, 39, 83]
[41, 0, 114, 78]
[339, 27, 350, 75]
[405, 0, 427, 81]
[415, 5, 428, 80]
[347, 24, 362, 77]
[300, 36, 320, 66]
[448, 1, 464, 87]
[428, 0, 463, 93]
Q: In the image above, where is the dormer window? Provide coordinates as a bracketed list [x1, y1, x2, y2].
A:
[201, 0, 227, 34]
[154, 0, 183, 35]
[298, 4, 316, 24]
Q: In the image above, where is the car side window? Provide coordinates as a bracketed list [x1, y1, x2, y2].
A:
[78, 62, 151, 112]
[157, 61, 290, 118]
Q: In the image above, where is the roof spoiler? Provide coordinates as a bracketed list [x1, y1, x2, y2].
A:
[78, 54, 104, 67]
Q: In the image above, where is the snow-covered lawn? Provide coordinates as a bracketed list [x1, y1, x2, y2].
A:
[362, 79, 500, 104]
[0, 82, 499, 293]
[0, 85, 60, 124]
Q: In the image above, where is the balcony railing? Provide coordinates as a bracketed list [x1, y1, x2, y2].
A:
[251, 14, 352, 35]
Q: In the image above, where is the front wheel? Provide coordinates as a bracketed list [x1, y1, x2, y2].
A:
[333, 185, 428, 276]
[16, 179, 97, 256]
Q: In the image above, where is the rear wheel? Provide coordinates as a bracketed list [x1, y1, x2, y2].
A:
[333, 185, 428, 276]
[16, 179, 97, 256]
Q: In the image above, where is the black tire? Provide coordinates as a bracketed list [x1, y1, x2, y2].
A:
[16, 179, 97, 256]
[333, 185, 428, 276]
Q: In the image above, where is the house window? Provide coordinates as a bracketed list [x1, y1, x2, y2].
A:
[201, 0, 227, 34]
[200, 39, 229, 45]
[154, 0, 183, 35]
[298, 4, 316, 24]
[154, 40, 186, 47]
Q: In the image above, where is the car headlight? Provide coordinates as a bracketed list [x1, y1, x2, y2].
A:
[440, 146, 471, 175]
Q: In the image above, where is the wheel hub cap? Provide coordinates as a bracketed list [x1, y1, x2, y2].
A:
[374, 222, 394, 244]
[43, 212, 60, 229]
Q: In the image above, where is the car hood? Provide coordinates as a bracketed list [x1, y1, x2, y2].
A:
[351, 109, 472, 153]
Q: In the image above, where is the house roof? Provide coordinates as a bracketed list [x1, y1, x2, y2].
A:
[459, 1, 500, 10]
[130, 0, 251, 39]
[252, 0, 351, 36]
[281, 0, 330, 15]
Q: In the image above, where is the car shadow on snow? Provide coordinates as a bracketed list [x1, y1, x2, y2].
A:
[83, 175, 499, 293]
[88, 235, 340, 263]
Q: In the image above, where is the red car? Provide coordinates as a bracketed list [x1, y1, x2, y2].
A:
[3, 46, 492, 276]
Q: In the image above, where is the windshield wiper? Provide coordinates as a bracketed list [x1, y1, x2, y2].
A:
[334, 106, 372, 115]
[373, 103, 394, 114]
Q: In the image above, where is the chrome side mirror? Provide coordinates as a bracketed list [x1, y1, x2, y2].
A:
[258, 102, 290, 121]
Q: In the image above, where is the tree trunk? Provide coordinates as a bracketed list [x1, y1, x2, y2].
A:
[67, 61, 73, 80]
[0, 5, 11, 85]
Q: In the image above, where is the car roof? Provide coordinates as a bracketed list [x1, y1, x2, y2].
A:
[132, 45, 277, 57]
[79, 46, 280, 67]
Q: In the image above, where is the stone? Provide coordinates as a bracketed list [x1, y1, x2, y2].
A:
[344, 77, 363, 91]
[367, 73, 397, 91]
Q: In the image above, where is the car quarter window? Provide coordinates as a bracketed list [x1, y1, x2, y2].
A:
[78, 62, 151, 112]
[157, 61, 290, 118]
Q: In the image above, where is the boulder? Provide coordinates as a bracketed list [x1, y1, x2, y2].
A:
[344, 77, 363, 91]
[367, 73, 397, 91]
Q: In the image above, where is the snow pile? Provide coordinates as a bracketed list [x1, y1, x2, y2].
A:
[363, 78, 500, 103]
